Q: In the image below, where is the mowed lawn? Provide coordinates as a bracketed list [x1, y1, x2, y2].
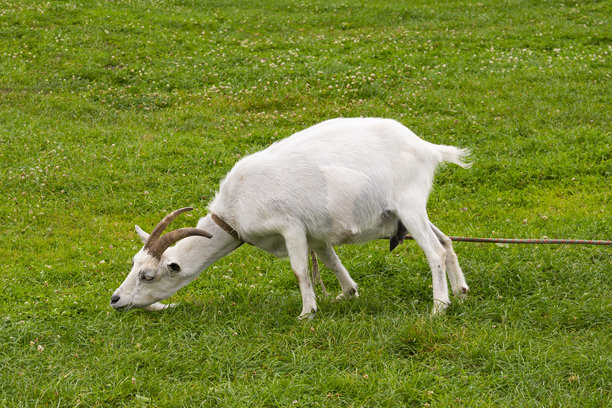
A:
[0, 0, 610, 407]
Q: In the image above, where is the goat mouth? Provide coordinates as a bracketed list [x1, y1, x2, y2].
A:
[110, 301, 133, 311]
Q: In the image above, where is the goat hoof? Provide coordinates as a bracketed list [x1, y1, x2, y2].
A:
[431, 300, 449, 316]
[453, 285, 470, 299]
[298, 311, 317, 320]
[333, 287, 359, 302]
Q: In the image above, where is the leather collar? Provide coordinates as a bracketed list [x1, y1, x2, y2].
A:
[210, 213, 243, 243]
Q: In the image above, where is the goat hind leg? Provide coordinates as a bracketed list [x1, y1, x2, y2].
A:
[429, 222, 469, 298]
[398, 209, 450, 315]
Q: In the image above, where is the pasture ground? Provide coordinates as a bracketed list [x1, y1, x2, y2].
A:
[0, 0, 610, 407]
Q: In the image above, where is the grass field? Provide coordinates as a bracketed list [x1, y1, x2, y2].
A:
[1, 0, 610, 406]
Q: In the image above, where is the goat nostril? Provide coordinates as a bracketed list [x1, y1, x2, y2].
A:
[110, 294, 120, 304]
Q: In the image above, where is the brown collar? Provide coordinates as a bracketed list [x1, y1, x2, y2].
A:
[210, 213, 243, 243]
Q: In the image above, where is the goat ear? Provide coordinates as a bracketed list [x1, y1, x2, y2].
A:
[135, 225, 150, 243]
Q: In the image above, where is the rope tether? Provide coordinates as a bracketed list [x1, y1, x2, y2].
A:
[404, 236, 611, 246]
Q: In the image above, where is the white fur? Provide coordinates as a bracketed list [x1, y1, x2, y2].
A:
[111, 118, 470, 317]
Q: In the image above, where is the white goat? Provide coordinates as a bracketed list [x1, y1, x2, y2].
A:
[110, 118, 471, 317]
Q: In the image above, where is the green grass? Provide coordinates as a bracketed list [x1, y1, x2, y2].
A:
[1, 0, 610, 406]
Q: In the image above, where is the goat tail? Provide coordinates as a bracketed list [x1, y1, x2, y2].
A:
[435, 144, 472, 169]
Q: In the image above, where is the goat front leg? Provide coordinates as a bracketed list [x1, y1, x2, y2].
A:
[314, 245, 359, 301]
[284, 230, 318, 319]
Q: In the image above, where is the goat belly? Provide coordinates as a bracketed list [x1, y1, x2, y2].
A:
[320, 212, 399, 246]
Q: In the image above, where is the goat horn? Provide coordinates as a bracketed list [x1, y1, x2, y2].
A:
[144, 207, 194, 250]
[147, 228, 213, 259]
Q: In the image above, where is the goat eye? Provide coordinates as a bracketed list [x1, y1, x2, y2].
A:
[140, 271, 155, 281]
[168, 262, 181, 272]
